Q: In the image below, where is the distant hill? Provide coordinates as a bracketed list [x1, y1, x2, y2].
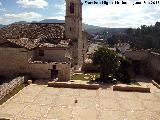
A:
[39, 19, 128, 34]
[0, 24, 6, 28]
[13, 21, 29, 24]
[39, 19, 65, 23]
[0, 19, 128, 35]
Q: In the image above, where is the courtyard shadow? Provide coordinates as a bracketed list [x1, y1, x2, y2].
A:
[32, 79, 54, 85]
[133, 75, 153, 83]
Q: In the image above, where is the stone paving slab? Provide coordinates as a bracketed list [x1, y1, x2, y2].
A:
[76, 97, 98, 109]
[47, 106, 72, 120]
[0, 102, 28, 117]
[99, 109, 125, 120]
[0, 84, 160, 120]
[117, 91, 138, 100]
[135, 92, 160, 101]
[99, 98, 120, 110]
[74, 107, 97, 120]
[120, 99, 145, 111]
[33, 94, 57, 105]
[19, 104, 50, 119]
[125, 110, 152, 120]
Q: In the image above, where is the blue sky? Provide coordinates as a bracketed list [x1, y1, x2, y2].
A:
[0, 0, 160, 28]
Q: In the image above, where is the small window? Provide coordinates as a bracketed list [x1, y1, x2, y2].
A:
[39, 49, 44, 56]
[70, 27, 72, 31]
[53, 65, 56, 69]
[70, 2, 74, 13]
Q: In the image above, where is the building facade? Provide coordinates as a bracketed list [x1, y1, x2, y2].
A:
[0, 0, 88, 80]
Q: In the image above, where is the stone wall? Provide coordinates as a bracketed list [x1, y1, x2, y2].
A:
[28, 63, 71, 81]
[0, 76, 25, 100]
[125, 50, 149, 60]
[147, 52, 160, 81]
[125, 50, 160, 81]
[0, 48, 71, 81]
[0, 48, 28, 77]
[35, 48, 70, 62]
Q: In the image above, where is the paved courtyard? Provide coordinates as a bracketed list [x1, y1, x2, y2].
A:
[0, 84, 160, 120]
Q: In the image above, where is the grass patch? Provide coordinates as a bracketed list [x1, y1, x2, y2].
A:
[71, 72, 100, 81]
[0, 84, 27, 105]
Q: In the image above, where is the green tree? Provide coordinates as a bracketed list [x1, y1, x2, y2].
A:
[92, 47, 119, 82]
[113, 57, 131, 83]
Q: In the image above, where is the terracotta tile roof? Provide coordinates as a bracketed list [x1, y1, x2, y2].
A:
[0, 23, 72, 49]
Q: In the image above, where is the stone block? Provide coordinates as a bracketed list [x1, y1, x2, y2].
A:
[113, 84, 150, 93]
[48, 81, 99, 89]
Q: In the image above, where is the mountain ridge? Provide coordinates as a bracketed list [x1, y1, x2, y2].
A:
[0, 19, 128, 34]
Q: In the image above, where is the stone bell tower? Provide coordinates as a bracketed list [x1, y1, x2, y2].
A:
[65, 0, 83, 69]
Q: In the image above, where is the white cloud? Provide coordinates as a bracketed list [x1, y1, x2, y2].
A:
[0, 8, 8, 12]
[0, 12, 42, 24]
[17, 0, 48, 8]
[54, 3, 65, 15]
[48, 16, 64, 20]
[82, 1, 160, 28]
[0, 2, 2, 6]
[5, 12, 42, 19]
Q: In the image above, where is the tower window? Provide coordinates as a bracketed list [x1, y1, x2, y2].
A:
[70, 2, 74, 13]
[70, 27, 71, 31]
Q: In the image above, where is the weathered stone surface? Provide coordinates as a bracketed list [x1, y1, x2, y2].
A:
[120, 99, 145, 111]
[99, 98, 120, 110]
[76, 97, 98, 109]
[99, 109, 125, 120]
[125, 111, 152, 120]
[54, 96, 76, 107]
[33, 94, 56, 105]
[0, 102, 28, 116]
[20, 104, 50, 119]
[136, 92, 159, 101]
[47, 106, 72, 120]
[0, 84, 160, 120]
[74, 107, 97, 120]
[143, 100, 160, 112]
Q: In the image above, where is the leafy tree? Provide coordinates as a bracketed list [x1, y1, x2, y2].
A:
[92, 47, 119, 82]
[113, 57, 131, 83]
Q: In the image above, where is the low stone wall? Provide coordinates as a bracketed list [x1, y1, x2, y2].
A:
[113, 84, 150, 93]
[0, 76, 26, 100]
[48, 81, 100, 89]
